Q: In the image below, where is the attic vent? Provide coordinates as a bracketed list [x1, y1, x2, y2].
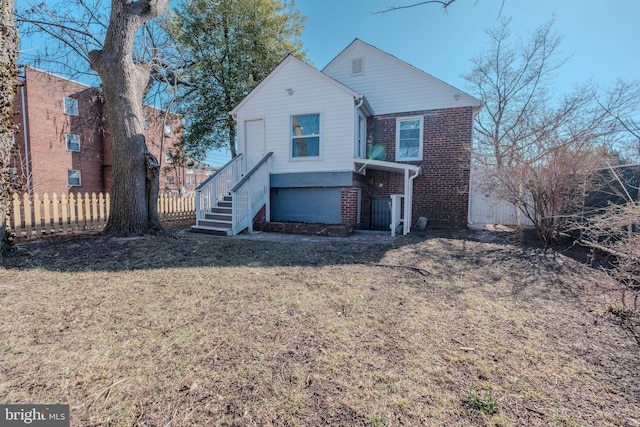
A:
[351, 57, 364, 75]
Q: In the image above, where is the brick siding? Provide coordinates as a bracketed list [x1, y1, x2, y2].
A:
[365, 107, 473, 228]
[11, 67, 196, 196]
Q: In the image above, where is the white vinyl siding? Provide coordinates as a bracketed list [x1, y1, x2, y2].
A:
[233, 57, 356, 174]
[323, 40, 480, 115]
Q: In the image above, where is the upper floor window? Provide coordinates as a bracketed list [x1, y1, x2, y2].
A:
[186, 167, 194, 175]
[68, 169, 81, 186]
[164, 124, 173, 137]
[291, 113, 320, 158]
[165, 150, 173, 164]
[395, 117, 423, 161]
[143, 118, 149, 130]
[66, 134, 80, 152]
[64, 97, 78, 116]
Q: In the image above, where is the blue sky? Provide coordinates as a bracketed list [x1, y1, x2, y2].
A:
[209, 0, 640, 166]
[297, 0, 640, 94]
[19, 0, 640, 167]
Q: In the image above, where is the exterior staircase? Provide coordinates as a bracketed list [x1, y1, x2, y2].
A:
[191, 152, 273, 236]
[194, 195, 234, 235]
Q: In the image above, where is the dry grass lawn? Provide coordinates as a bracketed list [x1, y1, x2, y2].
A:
[0, 226, 638, 426]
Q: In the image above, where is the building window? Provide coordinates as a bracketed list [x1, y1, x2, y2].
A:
[166, 176, 174, 188]
[164, 124, 173, 137]
[66, 134, 81, 152]
[291, 113, 320, 158]
[143, 118, 149, 130]
[186, 178, 195, 186]
[165, 150, 173, 165]
[64, 97, 79, 116]
[395, 117, 423, 161]
[186, 167, 194, 175]
[68, 170, 81, 186]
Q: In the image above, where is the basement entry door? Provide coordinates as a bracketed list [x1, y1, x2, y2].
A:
[244, 119, 265, 170]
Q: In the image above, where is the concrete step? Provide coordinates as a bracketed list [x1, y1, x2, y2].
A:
[197, 219, 232, 229]
[190, 225, 232, 236]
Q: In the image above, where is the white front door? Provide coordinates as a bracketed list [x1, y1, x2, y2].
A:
[244, 119, 265, 170]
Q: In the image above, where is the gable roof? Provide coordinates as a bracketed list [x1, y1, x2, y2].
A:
[323, 39, 482, 112]
[230, 54, 365, 116]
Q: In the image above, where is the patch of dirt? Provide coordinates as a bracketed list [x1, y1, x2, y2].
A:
[0, 225, 638, 426]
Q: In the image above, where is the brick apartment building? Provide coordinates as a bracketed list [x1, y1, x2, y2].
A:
[11, 66, 215, 196]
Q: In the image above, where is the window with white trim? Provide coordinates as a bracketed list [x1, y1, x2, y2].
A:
[186, 178, 195, 186]
[395, 117, 423, 161]
[164, 124, 173, 137]
[186, 167, 195, 175]
[66, 134, 80, 152]
[291, 113, 320, 158]
[68, 170, 81, 186]
[64, 97, 78, 116]
[166, 176, 174, 188]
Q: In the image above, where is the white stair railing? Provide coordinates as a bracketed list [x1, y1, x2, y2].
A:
[230, 152, 273, 235]
[195, 154, 244, 224]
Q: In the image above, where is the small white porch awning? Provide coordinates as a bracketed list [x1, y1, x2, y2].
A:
[353, 158, 421, 235]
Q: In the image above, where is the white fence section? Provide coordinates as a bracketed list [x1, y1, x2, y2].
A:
[390, 194, 404, 237]
[468, 165, 534, 229]
[231, 152, 273, 235]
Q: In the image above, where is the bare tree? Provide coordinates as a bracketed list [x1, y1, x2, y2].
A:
[1, 0, 23, 259]
[465, 18, 623, 243]
[597, 80, 640, 162]
[18, 0, 177, 235]
[372, 0, 506, 16]
[372, 0, 458, 15]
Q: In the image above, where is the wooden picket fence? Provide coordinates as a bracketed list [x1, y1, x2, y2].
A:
[6, 192, 196, 239]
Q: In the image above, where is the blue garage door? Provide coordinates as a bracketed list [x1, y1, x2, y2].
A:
[271, 188, 342, 224]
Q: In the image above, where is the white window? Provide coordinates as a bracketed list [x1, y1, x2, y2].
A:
[291, 114, 320, 158]
[186, 167, 194, 175]
[66, 134, 80, 152]
[166, 176, 174, 188]
[64, 97, 78, 116]
[395, 117, 423, 161]
[164, 124, 173, 137]
[68, 170, 81, 186]
[186, 178, 195, 186]
[165, 150, 173, 164]
[143, 118, 149, 130]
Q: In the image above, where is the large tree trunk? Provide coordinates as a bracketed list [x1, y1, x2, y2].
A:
[89, 0, 169, 236]
[0, 0, 20, 260]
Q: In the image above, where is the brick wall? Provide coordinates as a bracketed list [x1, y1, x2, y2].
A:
[12, 67, 186, 196]
[366, 107, 473, 228]
[340, 173, 366, 226]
